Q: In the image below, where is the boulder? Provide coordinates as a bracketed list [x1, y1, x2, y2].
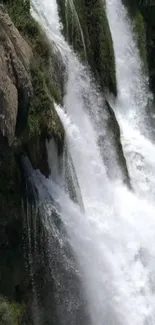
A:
[0, 9, 33, 143]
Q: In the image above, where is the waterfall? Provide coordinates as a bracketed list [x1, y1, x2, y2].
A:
[28, 0, 155, 324]
[105, 0, 151, 125]
[22, 156, 90, 325]
[46, 137, 84, 208]
[106, 0, 155, 198]
[64, 0, 87, 59]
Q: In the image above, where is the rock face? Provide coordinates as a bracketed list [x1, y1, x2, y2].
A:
[0, 7, 33, 143]
[0, 9, 34, 324]
[0, 5, 32, 70]
[0, 4, 65, 324]
[138, 2, 155, 94]
[101, 100, 131, 187]
[122, 0, 155, 96]
[0, 7, 33, 227]
[57, 0, 117, 96]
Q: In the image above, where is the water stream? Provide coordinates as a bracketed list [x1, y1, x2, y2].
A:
[106, 0, 155, 198]
[29, 0, 155, 324]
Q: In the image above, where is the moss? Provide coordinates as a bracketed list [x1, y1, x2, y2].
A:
[57, 0, 87, 60]
[0, 297, 26, 325]
[57, 0, 117, 95]
[28, 58, 64, 142]
[3, 0, 64, 142]
[84, 0, 117, 95]
[2, 0, 34, 37]
[137, 3, 155, 95]
[0, 0, 65, 222]
[25, 20, 64, 145]
[0, 3, 65, 319]
[11, 302, 26, 324]
[122, 0, 147, 69]
[134, 11, 147, 70]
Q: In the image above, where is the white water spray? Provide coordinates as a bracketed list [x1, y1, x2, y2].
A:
[106, 0, 155, 198]
[105, 0, 150, 124]
[31, 0, 155, 324]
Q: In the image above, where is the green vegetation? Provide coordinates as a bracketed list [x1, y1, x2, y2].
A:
[28, 58, 64, 141]
[118, 1, 155, 93]
[57, 0, 117, 95]
[2, 0, 64, 143]
[122, 0, 147, 70]
[0, 0, 64, 221]
[134, 10, 147, 65]
[137, 3, 155, 94]
[0, 297, 25, 325]
[57, 0, 87, 60]
[0, 2, 65, 321]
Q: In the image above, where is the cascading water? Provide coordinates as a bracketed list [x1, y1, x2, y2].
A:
[28, 0, 155, 324]
[106, 0, 155, 198]
[106, 0, 150, 124]
[65, 0, 87, 58]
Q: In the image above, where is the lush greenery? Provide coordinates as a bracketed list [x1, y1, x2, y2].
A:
[0, 0, 64, 203]
[0, 0, 64, 226]
[57, 0, 117, 95]
[3, 0, 64, 141]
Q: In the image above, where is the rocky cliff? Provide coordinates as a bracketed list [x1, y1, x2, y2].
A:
[138, 1, 155, 95]
[122, 0, 155, 95]
[57, 0, 117, 96]
[0, 2, 65, 323]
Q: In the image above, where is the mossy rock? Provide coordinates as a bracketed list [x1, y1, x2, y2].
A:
[25, 24, 65, 147]
[0, 0, 65, 220]
[122, 1, 155, 94]
[3, 0, 65, 141]
[28, 58, 64, 144]
[57, 0, 117, 95]
[122, 0, 147, 70]
[84, 0, 117, 95]
[134, 10, 147, 67]
[138, 3, 155, 95]
[0, 297, 26, 325]
[0, 4, 65, 321]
